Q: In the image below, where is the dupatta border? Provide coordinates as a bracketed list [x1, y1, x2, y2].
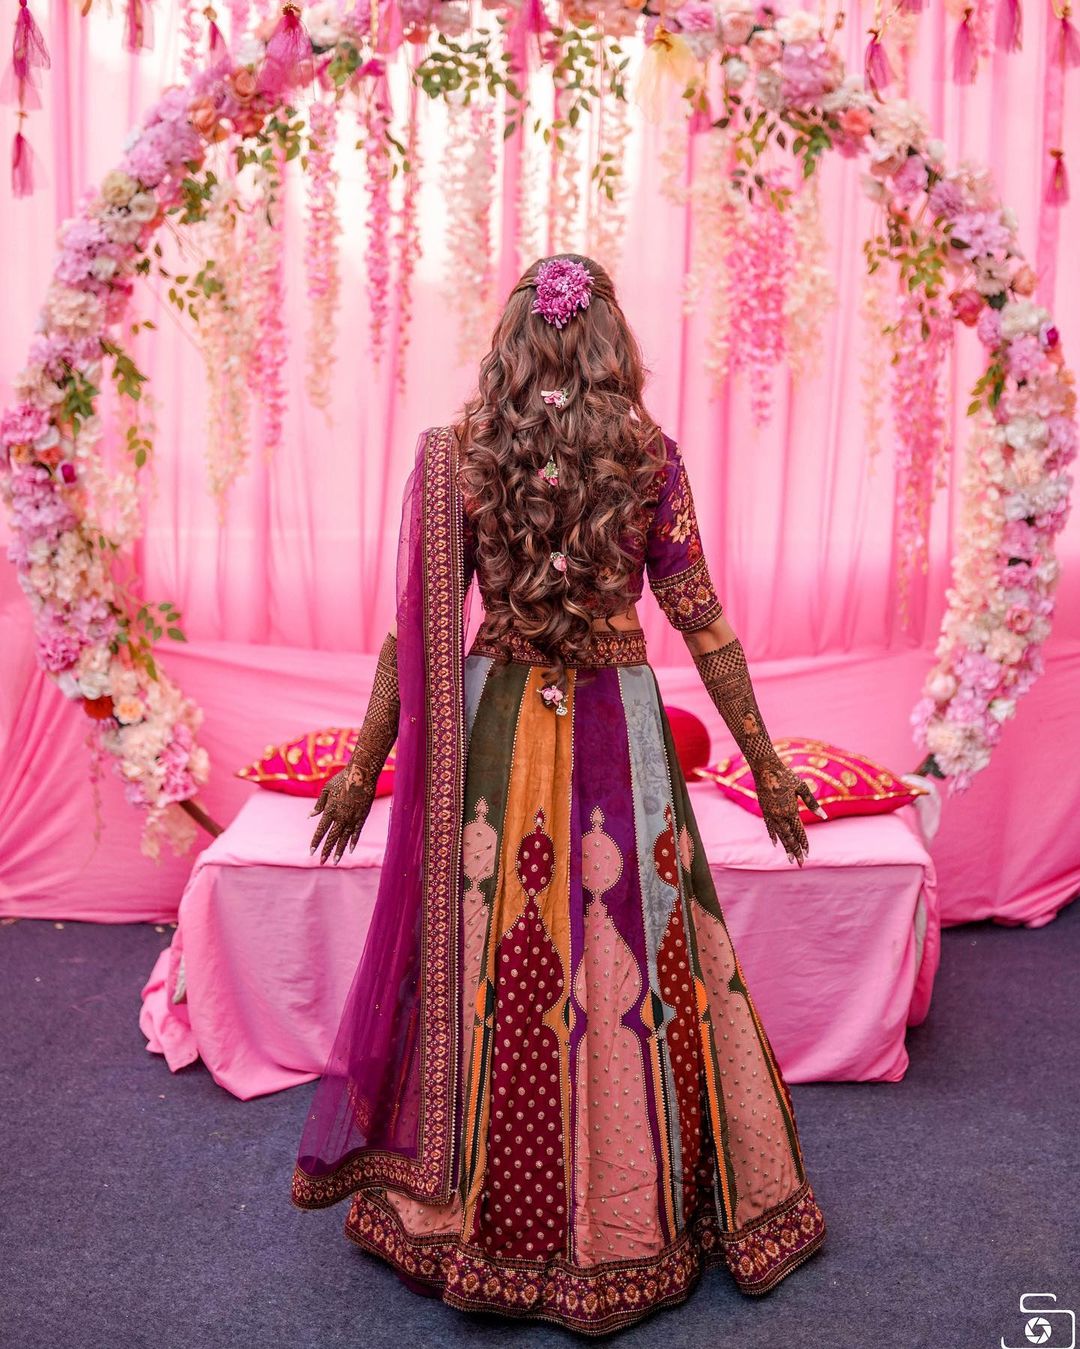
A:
[291, 424, 465, 1209]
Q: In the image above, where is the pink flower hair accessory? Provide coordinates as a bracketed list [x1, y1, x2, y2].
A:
[532, 258, 593, 328]
[541, 387, 569, 408]
[539, 682, 568, 715]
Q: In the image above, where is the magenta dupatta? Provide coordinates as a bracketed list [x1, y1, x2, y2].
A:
[292, 426, 469, 1207]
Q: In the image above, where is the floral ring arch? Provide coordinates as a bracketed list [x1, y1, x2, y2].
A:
[1, 5, 1075, 859]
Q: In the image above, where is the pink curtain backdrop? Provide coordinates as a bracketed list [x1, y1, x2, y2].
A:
[1, 1, 1078, 924]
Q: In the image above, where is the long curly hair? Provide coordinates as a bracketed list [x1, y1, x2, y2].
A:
[454, 254, 665, 689]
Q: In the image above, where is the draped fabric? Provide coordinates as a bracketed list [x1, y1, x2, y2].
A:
[1, 1, 1078, 923]
[293, 427, 470, 1204]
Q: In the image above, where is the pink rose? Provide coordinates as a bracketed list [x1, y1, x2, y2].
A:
[949, 288, 983, 327]
[722, 11, 756, 45]
[674, 0, 717, 33]
[747, 28, 782, 63]
[1005, 605, 1034, 635]
[188, 95, 220, 138]
[231, 67, 258, 102]
[840, 106, 872, 138]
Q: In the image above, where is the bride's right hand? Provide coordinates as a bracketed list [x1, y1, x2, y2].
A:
[309, 766, 375, 865]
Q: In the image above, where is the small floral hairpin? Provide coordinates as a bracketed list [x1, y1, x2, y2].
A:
[538, 457, 559, 487]
[539, 682, 568, 716]
[532, 257, 593, 329]
[541, 387, 569, 409]
[550, 550, 568, 573]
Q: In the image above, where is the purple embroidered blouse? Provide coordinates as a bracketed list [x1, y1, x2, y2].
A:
[463, 432, 723, 633]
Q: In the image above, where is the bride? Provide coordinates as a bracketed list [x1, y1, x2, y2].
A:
[293, 253, 828, 1335]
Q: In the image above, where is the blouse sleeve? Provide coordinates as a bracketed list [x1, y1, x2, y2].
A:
[645, 435, 724, 632]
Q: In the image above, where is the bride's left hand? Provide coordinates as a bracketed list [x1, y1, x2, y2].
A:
[754, 760, 827, 866]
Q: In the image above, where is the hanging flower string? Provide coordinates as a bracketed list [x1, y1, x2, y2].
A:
[304, 96, 342, 416]
[443, 96, 497, 367]
[392, 69, 424, 394]
[361, 62, 394, 365]
[725, 172, 794, 427]
[246, 141, 289, 461]
[197, 175, 256, 511]
[888, 289, 953, 623]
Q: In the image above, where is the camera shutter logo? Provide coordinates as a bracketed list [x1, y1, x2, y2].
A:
[1000, 1293, 1076, 1349]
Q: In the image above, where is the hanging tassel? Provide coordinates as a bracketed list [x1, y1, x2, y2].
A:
[206, 8, 230, 72]
[256, 3, 315, 97]
[1059, 15, 1080, 67]
[995, 0, 1022, 51]
[124, 0, 154, 52]
[953, 9, 978, 82]
[1045, 148, 1069, 205]
[12, 0, 50, 86]
[374, 0, 403, 56]
[507, 0, 549, 76]
[11, 125, 35, 196]
[864, 33, 894, 97]
[516, 0, 549, 38]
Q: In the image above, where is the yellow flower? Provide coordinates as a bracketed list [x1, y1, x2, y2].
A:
[634, 25, 701, 124]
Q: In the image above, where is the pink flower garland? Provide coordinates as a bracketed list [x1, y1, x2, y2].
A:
[183, 171, 260, 512]
[725, 171, 794, 427]
[361, 64, 394, 366]
[443, 97, 497, 366]
[0, 79, 213, 858]
[911, 297, 1076, 790]
[393, 78, 424, 394]
[244, 142, 289, 460]
[304, 97, 342, 415]
[889, 290, 953, 624]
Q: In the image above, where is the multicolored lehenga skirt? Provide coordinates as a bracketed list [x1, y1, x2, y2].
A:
[342, 629, 827, 1335]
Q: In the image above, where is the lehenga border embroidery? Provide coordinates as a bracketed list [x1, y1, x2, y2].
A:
[648, 554, 724, 632]
[342, 1180, 825, 1333]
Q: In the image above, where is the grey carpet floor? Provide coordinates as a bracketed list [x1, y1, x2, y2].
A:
[1, 898, 1078, 1349]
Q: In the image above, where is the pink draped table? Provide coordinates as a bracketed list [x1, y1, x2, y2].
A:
[139, 784, 940, 1098]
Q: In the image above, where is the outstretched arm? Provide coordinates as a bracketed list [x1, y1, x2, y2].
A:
[644, 436, 825, 864]
[682, 616, 826, 865]
[309, 625, 400, 865]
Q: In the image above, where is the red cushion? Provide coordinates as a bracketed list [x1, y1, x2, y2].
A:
[664, 706, 712, 780]
[236, 729, 396, 799]
[696, 736, 925, 823]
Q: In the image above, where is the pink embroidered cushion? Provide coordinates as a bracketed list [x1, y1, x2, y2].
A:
[236, 729, 396, 799]
[696, 737, 926, 823]
[664, 706, 711, 780]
